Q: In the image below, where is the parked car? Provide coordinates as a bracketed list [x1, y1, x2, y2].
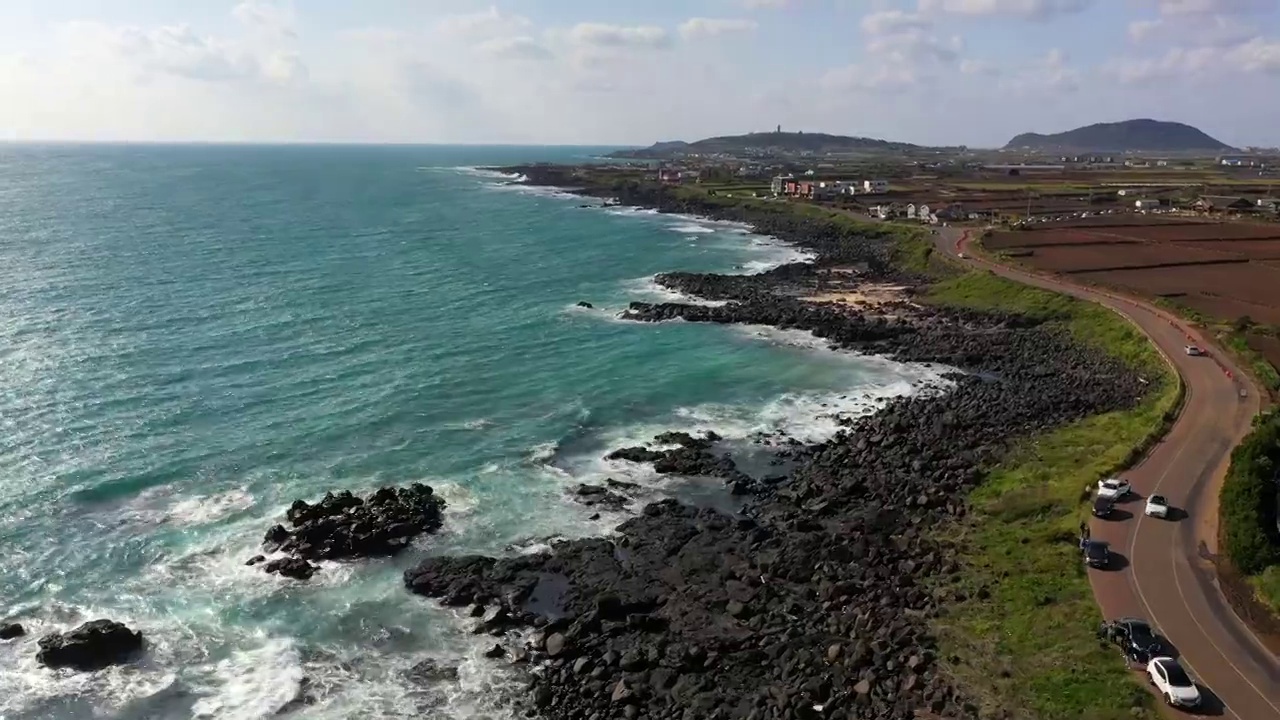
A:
[1145, 494, 1171, 519]
[1112, 618, 1165, 663]
[1083, 540, 1110, 569]
[1147, 656, 1201, 708]
[1096, 477, 1131, 500]
[1185, 345, 1204, 356]
[1092, 495, 1116, 518]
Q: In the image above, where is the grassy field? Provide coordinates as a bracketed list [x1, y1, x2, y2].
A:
[924, 271, 1181, 720]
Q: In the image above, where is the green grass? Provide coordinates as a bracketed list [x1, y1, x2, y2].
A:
[925, 271, 1181, 720]
[1224, 333, 1280, 394]
[1250, 566, 1280, 614]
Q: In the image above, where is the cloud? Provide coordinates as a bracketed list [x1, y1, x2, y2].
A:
[57, 21, 260, 83]
[435, 6, 532, 38]
[917, 0, 1093, 19]
[678, 18, 758, 39]
[861, 10, 931, 35]
[476, 36, 552, 61]
[568, 23, 670, 48]
[740, 0, 789, 8]
[232, 0, 296, 38]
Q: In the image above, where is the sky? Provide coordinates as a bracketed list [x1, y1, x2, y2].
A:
[0, 0, 1278, 148]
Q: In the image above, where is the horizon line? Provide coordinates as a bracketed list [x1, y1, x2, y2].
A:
[0, 139, 643, 149]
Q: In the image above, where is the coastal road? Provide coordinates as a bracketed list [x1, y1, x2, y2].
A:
[932, 227, 1280, 718]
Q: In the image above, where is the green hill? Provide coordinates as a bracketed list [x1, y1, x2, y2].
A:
[1004, 119, 1234, 152]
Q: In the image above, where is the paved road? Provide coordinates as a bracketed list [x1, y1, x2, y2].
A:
[933, 227, 1280, 718]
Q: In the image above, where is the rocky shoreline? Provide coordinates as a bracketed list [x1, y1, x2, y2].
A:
[393, 167, 1150, 719]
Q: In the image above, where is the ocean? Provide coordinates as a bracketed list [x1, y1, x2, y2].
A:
[0, 144, 945, 719]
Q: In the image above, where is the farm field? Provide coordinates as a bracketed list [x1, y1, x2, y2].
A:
[983, 218, 1280, 328]
[1017, 243, 1229, 273]
[1093, 223, 1280, 242]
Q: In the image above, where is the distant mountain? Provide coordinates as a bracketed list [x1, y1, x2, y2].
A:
[1004, 119, 1235, 152]
[608, 131, 925, 159]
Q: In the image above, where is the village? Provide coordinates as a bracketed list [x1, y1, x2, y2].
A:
[648, 154, 1280, 228]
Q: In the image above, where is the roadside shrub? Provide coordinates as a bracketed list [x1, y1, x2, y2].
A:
[1220, 410, 1280, 575]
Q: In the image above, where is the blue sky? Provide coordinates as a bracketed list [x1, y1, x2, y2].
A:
[1, 0, 1278, 146]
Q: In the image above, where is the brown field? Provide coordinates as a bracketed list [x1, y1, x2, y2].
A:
[1095, 223, 1280, 242]
[1018, 244, 1228, 273]
[986, 218, 1280, 327]
[1072, 264, 1280, 324]
[1176, 239, 1280, 257]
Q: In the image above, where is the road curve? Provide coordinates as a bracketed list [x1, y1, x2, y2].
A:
[933, 227, 1279, 718]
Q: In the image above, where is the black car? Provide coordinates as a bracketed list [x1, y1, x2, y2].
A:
[1092, 495, 1116, 518]
[1084, 540, 1110, 569]
[1115, 618, 1164, 662]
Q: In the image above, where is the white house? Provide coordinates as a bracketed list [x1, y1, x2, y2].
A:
[918, 204, 932, 222]
[1135, 199, 1161, 211]
[905, 203, 917, 219]
[862, 179, 889, 194]
[770, 174, 794, 195]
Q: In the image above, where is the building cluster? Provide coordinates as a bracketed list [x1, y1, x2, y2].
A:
[769, 175, 889, 199]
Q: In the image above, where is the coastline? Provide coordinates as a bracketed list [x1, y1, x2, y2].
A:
[397, 166, 1156, 718]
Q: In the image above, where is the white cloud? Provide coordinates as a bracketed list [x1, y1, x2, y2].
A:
[917, 0, 1093, 19]
[476, 36, 552, 61]
[741, 0, 789, 8]
[568, 23, 670, 48]
[434, 7, 532, 39]
[861, 10, 931, 35]
[1129, 18, 1164, 41]
[232, 0, 296, 38]
[678, 18, 758, 39]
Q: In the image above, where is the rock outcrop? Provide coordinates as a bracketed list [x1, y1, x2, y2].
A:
[37, 620, 144, 671]
[254, 484, 446, 579]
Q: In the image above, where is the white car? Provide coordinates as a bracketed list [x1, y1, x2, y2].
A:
[1145, 494, 1171, 519]
[1097, 477, 1131, 500]
[1185, 345, 1204, 356]
[1147, 656, 1201, 708]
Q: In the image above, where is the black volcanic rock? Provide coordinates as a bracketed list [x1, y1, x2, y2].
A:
[405, 164, 1151, 719]
[253, 484, 446, 579]
[37, 620, 144, 671]
[0, 622, 25, 640]
[1005, 118, 1234, 152]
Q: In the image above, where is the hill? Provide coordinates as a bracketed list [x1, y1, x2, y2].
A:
[607, 131, 925, 159]
[1004, 119, 1235, 152]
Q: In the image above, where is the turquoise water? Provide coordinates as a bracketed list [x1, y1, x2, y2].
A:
[0, 145, 943, 719]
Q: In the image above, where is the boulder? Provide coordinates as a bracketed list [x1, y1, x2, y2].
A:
[0, 622, 25, 640]
[37, 620, 143, 671]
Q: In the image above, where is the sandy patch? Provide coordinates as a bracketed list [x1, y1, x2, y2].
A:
[804, 283, 910, 309]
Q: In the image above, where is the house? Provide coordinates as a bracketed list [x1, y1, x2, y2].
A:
[1134, 199, 1161, 211]
[771, 174, 795, 195]
[905, 203, 917, 219]
[1195, 195, 1254, 212]
[657, 168, 683, 185]
[918, 204, 932, 222]
[862, 179, 889, 194]
[1257, 198, 1280, 214]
